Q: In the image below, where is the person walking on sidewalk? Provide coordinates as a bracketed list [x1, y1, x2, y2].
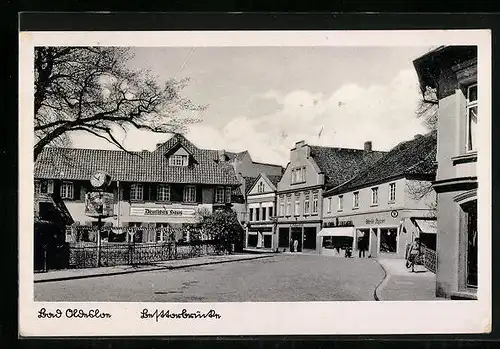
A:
[406, 237, 422, 272]
[358, 234, 367, 258]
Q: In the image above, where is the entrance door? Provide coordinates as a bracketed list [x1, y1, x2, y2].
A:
[369, 228, 378, 258]
[291, 227, 302, 252]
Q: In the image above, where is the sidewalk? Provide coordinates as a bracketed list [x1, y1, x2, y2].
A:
[375, 258, 440, 301]
[34, 253, 275, 283]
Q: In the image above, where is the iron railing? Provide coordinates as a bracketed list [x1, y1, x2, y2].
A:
[422, 245, 437, 274]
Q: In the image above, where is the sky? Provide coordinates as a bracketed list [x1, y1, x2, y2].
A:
[70, 46, 434, 166]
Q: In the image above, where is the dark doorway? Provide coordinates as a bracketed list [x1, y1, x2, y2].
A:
[464, 200, 477, 288]
[263, 234, 272, 249]
[291, 227, 302, 252]
[303, 227, 317, 250]
[278, 227, 290, 248]
[379, 228, 397, 253]
[247, 234, 257, 248]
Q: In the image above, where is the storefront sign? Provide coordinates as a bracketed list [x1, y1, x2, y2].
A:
[130, 206, 196, 217]
[366, 218, 386, 225]
[85, 192, 114, 217]
[323, 220, 354, 228]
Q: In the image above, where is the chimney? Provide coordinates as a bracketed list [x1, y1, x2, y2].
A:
[364, 141, 372, 152]
[295, 140, 305, 148]
[217, 149, 227, 162]
[414, 134, 424, 140]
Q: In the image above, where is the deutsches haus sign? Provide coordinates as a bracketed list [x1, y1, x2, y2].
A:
[130, 206, 196, 218]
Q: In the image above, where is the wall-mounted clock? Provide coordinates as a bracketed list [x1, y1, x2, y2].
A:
[90, 170, 111, 189]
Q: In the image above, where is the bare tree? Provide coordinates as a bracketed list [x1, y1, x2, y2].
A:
[406, 180, 437, 218]
[34, 47, 205, 161]
[415, 86, 438, 131]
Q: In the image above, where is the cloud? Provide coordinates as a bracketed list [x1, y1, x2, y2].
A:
[70, 68, 427, 167]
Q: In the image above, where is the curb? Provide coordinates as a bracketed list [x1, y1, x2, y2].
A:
[34, 255, 275, 284]
[373, 259, 389, 301]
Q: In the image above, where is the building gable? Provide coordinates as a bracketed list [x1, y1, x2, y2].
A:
[247, 174, 276, 196]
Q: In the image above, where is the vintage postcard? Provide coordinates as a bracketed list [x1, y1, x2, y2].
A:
[19, 29, 491, 336]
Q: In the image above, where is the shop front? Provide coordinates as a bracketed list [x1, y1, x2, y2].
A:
[246, 225, 273, 250]
[276, 222, 321, 253]
[323, 210, 432, 258]
[318, 226, 355, 257]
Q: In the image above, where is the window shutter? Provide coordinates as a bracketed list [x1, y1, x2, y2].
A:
[151, 184, 157, 201]
[73, 182, 81, 200]
[122, 183, 130, 201]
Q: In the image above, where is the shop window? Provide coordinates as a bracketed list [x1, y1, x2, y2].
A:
[338, 195, 344, 211]
[379, 228, 397, 253]
[463, 200, 478, 288]
[303, 227, 317, 250]
[130, 183, 143, 201]
[247, 233, 258, 248]
[389, 183, 396, 202]
[371, 187, 379, 206]
[304, 196, 310, 215]
[157, 184, 171, 202]
[312, 194, 319, 214]
[262, 207, 267, 221]
[183, 185, 196, 203]
[278, 227, 290, 248]
[215, 187, 225, 203]
[169, 154, 188, 167]
[60, 181, 74, 199]
[263, 234, 272, 248]
[466, 84, 478, 152]
[353, 191, 359, 208]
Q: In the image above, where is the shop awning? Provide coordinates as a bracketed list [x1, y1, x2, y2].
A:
[318, 227, 356, 237]
[414, 219, 437, 234]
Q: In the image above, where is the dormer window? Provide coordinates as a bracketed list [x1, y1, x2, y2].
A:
[169, 155, 188, 167]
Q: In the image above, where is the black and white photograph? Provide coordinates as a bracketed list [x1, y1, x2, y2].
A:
[19, 29, 491, 336]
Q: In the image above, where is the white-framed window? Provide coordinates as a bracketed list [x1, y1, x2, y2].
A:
[268, 206, 273, 219]
[291, 166, 306, 184]
[35, 179, 54, 194]
[338, 195, 344, 211]
[257, 182, 265, 193]
[312, 194, 319, 214]
[60, 181, 74, 199]
[389, 183, 396, 202]
[183, 185, 196, 202]
[294, 197, 300, 216]
[279, 198, 285, 217]
[327, 197, 332, 213]
[225, 187, 232, 203]
[169, 154, 188, 167]
[371, 187, 379, 205]
[156, 184, 170, 202]
[262, 207, 267, 221]
[353, 191, 359, 208]
[304, 195, 310, 215]
[249, 208, 254, 221]
[256, 207, 261, 221]
[130, 183, 143, 201]
[466, 84, 478, 152]
[286, 196, 291, 216]
[156, 223, 169, 242]
[215, 187, 225, 203]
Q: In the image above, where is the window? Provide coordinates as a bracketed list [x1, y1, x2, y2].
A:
[35, 179, 54, 194]
[291, 166, 306, 184]
[249, 208, 254, 221]
[225, 187, 232, 203]
[215, 187, 225, 203]
[463, 200, 478, 288]
[294, 197, 300, 216]
[262, 207, 267, 221]
[156, 184, 170, 202]
[466, 84, 478, 152]
[35, 180, 41, 194]
[256, 207, 260, 221]
[312, 194, 319, 214]
[353, 191, 359, 208]
[257, 182, 265, 193]
[371, 187, 379, 205]
[304, 195, 310, 215]
[183, 185, 196, 202]
[268, 206, 273, 219]
[338, 195, 344, 211]
[156, 223, 169, 242]
[60, 182, 74, 199]
[389, 183, 396, 202]
[130, 183, 143, 201]
[327, 197, 332, 213]
[286, 196, 291, 216]
[169, 155, 188, 167]
[279, 199, 285, 217]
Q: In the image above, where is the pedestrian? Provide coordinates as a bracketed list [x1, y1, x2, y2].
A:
[406, 237, 421, 272]
[293, 239, 299, 253]
[358, 234, 367, 258]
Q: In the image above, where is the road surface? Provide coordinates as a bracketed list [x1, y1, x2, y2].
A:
[35, 254, 385, 302]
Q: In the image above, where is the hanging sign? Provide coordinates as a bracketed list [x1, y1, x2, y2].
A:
[85, 192, 114, 217]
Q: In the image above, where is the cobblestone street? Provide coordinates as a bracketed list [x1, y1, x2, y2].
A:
[35, 254, 385, 302]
